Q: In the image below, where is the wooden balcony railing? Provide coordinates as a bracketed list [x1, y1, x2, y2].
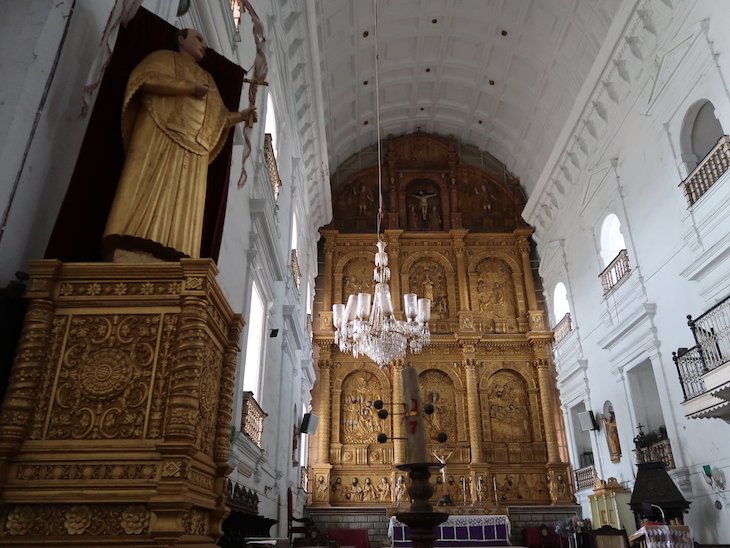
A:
[634, 438, 675, 470]
[680, 134, 730, 206]
[291, 249, 301, 289]
[554, 312, 572, 344]
[599, 249, 630, 295]
[673, 346, 707, 400]
[263, 133, 282, 205]
[574, 464, 596, 492]
[241, 391, 267, 448]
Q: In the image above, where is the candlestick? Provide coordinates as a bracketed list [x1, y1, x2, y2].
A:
[492, 476, 498, 504]
[401, 365, 426, 463]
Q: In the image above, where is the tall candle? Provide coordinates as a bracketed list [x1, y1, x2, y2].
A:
[493, 476, 498, 504]
[401, 365, 427, 463]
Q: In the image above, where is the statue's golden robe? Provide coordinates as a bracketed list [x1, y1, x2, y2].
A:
[104, 50, 236, 259]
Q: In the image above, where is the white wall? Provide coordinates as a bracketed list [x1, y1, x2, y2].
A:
[528, 0, 730, 540]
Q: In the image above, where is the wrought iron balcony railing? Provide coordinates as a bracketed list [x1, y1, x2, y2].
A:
[680, 134, 730, 206]
[599, 249, 630, 295]
[634, 438, 675, 470]
[553, 312, 572, 344]
[241, 391, 267, 448]
[673, 346, 707, 401]
[675, 293, 730, 401]
[263, 133, 282, 205]
[689, 294, 730, 372]
[574, 464, 596, 492]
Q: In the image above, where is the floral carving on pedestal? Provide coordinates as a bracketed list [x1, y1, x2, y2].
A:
[5, 506, 34, 536]
[121, 505, 150, 535]
[45, 315, 164, 440]
[64, 505, 92, 535]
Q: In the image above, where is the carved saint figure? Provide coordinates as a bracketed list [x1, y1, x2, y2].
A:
[331, 477, 344, 501]
[377, 477, 391, 501]
[395, 475, 406, 505]
[408, 190, 438, 221]
[603, 408, 622, 463]
[315, 475, 328, 501]
[362, 477, 376, 502]
[103, 28, 257, 261]
[348, 477, 363, 502]
[476, 476, 485, 503]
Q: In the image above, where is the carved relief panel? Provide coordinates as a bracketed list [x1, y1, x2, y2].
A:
[482, 370, 532, 443]
[419, 369, 457, 443]
[340, 371, 384, 445]
[472, 257, 518, 333]
[341, 257, 376, 302]
[408, 259, 449, 320]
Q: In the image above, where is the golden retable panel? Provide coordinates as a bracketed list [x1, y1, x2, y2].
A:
[310, 132, 570, 509]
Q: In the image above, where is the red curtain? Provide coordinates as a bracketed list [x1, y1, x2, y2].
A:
[45, 8, 245, 262]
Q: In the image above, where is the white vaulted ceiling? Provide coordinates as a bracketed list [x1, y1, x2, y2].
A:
[315, 0, 624, 195]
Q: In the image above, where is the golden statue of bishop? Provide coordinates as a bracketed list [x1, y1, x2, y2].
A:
[103, 28, 256, 261]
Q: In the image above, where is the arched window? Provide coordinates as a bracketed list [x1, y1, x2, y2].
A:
[243, 281, 266, 396]
[553, 282, 570, 325]
[688, 100, 724, 168]
[265, 93, 278, 158]
[599, 213, 626, 267]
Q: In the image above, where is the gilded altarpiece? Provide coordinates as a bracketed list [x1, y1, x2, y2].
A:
[0, 260, 242, 546]
[311, 133, 571, 510]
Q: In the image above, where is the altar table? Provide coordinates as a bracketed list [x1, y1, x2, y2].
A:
[388, 515, 511, 547]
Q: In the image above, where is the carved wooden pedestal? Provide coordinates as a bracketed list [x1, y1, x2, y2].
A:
[0, 259, 243, 547]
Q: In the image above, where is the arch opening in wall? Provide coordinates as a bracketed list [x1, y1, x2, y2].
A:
[552, 282, 570, 326]
[265, 92, 278, 158]
[681, 99, 724, 172]
[599, 213, 626, 267]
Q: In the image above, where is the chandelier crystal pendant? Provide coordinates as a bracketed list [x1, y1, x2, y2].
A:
[331, 0, 431, 368]
[332, 240, 431, 368]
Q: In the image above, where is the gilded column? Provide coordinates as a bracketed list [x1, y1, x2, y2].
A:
[462, 345, 483, 464]
[322, 232, 336, 310]
[518, 237, 538, 311]
[385, 230, 403, 312]
[0, 261, 60, 454]
[535, 354, 561, 464]
[215, 317, 244, 467]
[317, 359, 332, 465]
[391, 360, 406, 464]
[452, 230, 469, 310]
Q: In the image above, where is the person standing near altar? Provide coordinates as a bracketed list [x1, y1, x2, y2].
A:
[103, 28, 257, 261]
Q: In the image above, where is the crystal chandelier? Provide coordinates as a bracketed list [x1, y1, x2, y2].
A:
[331, 0, 431, 368]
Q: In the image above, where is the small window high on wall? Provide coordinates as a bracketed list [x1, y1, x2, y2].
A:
[553, 282, 570, 325]
[599, 214, 631, 295]
[679, 99, 729, 206]
[243, 282, 266, 395]
[265, 93, 278, 159]
[599, 214, 626, 267]
[688, 100, 724, 168]
[552, 282, 572, 343]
